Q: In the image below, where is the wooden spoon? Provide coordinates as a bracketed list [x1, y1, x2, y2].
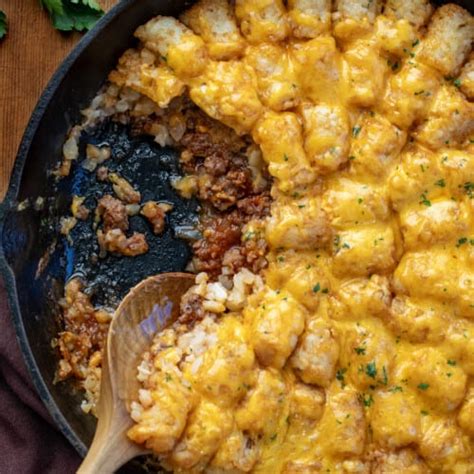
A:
[77, 272, 195, 474]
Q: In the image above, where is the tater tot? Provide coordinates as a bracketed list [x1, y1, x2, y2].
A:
[180, 0, 245, 60]
[235, 0, 289, 43]
[135, 16, 208, 78]
[458, 53, 474, 100]
[333, 0, 382, 40]
[189, 60, 263, 135]
[417, 4, 474, 76]
[384, 0, 433, 29]
[287, 0, 331, 38]
[252, 111, 316, 192]
[245, 43, 301, 111]
[299, 102, 350, 173]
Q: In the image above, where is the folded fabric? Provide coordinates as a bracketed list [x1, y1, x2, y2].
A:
[0, 277, 81, 474]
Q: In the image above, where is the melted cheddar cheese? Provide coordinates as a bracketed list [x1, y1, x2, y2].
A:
[121, 0, 474, 472]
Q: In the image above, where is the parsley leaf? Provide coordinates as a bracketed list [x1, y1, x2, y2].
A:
[417, 382, 429, 391]
[40, 0, 103, 32]
[360, 393, 374, 407]
[336, 368, 347, 388]
[40, 0, 64, 15]
[0, 10, 7, 40]
[82, 0, 102, 9]
[419, 193, 431, 207]
[365, 362, 377, 379]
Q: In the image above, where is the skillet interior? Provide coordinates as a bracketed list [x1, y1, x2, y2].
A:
[0, 0, 472, 470]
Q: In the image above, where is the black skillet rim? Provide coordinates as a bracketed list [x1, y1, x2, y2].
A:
[0, 0, 138, 457]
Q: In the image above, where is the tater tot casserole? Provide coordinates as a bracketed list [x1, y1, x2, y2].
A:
[53, 0, 474, 472]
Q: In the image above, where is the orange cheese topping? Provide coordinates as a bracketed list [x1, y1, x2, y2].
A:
[121, 1, 474, 472]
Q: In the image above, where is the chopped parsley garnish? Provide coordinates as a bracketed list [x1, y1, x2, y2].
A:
[322, 288, 329, 294]
[447, 359, 457, 366]
[360, 393, 374, 407]
[269, 433, 277, 441]
[453, 78, 462, 88]
[456, 237, 468, 247]
[365, 362, 377, 379]
[389, 385, 403, 393]
[336, 368, 347, 387]
[464, 182, 473, 198]
[0, 10, 7, 40]
[277, 256, 285, 262]
[283, 154, 289, 162]
[435, 179, 446, 187]
[348, 155, 356, 161]
[354, 347, 366, 355]
[417, 382, 430, 391]
[420, 410, 429, 416]
[414, 90, 425, 96]
[412, 39, 420, 47]
[352, 126, 362, 138]
[165, 373, 172, 382]
[243, 231, 256, 241]
[419, 193, 431, 207]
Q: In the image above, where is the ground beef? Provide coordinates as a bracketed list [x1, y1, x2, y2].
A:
[140, 201, 172, 235]
[191, 192, 271, 277]
[222, 237, 268, 276]
[96, 195, 129, 232]
[97, 229, 149, 257]
[129, 100, 274, 278]
[57, 279, 110, 381]
[237, 194, 272, 218]
[179, 292, 207, 325]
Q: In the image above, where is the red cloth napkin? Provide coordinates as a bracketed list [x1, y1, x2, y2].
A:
[0, 277, 81, 473]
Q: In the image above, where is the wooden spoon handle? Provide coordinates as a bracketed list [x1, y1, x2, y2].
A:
[76, 353, 143, 474]
[77, 430, 140, 474]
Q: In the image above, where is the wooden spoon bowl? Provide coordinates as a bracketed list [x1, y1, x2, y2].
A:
[77, 272, 195, 474]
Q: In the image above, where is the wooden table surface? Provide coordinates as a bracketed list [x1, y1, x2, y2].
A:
[0, 0, 117, 199]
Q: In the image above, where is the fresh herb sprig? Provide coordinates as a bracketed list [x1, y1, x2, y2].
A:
[39, 0, 104, 32]
[0, 10, 7, 40]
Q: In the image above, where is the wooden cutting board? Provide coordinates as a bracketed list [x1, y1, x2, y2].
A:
[0, 0, 117, 199]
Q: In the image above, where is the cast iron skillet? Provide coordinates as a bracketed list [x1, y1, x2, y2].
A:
[0, 0, 472, 470]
